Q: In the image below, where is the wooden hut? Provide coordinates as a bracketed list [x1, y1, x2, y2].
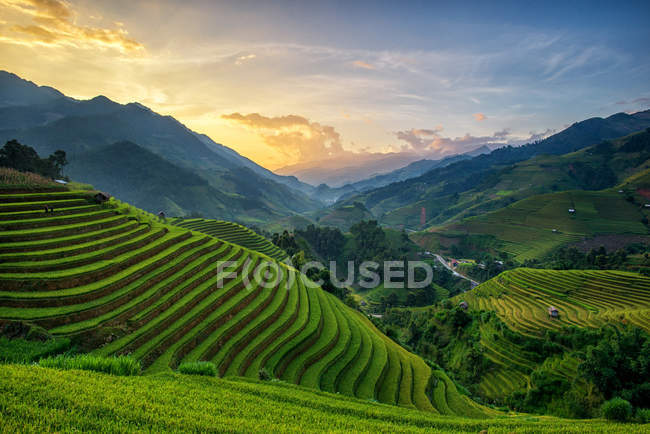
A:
[548, 306, 559, 318]
[94, 191, 111, 203]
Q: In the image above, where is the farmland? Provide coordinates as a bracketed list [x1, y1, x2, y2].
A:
[415, 189, 649, 262]
[171, 217, 289, 261]
[0, 187, 482, 415]
[1, 364, 646, 433]
[456, 268, 650, 399]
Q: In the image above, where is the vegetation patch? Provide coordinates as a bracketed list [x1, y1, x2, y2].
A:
[178, 361, 217, 376]
[39, 354, 140, 376]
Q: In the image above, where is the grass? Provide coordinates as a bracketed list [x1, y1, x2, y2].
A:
[0, 336, 70, 363]
[3, 364, 648, 433]
[178, 361, 217, 376]
[38, 354, 140, 376]
[0, 167, 62, 189]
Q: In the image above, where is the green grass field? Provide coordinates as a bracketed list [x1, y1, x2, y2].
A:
[1, 364, 646, 433]
[0, 187, 480, 415]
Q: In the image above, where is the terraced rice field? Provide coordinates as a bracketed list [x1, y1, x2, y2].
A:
[171, 218, 289, 262]
[454, 190, 648, 261]
[463, 268, 650, 335]
[458, 268, 650, 399]
[0, 188, 487, 415]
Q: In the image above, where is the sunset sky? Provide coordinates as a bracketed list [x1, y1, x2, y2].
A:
[1, 0, 649, 170]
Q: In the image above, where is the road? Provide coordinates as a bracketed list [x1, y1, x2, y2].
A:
[432, 254, 480, 289]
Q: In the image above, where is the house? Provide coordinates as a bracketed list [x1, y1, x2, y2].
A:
[618, 190, 624, 193]
[548, 306, 559, 318]
[459, 301, 469, 310]
[54, 179, 68, 185]
[644, 204, 650, 208]
[360, 300, 367, 307]
[94, 192, 111, 203]
[552, 229, 558, 233]
[568, 208, 576, 214]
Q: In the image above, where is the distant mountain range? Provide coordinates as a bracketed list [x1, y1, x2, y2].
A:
[339, 109, 650, 229]
[0, 71, 320, 224]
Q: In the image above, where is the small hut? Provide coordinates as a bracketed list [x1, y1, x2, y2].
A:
[568, 208, 576, 214]
[459, 301, 469, 310]
[94, 191, 111, 203]
[548, 306, 559, 318]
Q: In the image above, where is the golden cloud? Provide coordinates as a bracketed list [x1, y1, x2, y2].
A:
[0, 0, 143, 52]
[473, 113, 486, 121]
[352, 60, 375, 70]
[222, 112, 346, 164]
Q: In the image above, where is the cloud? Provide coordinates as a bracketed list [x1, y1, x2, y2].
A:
[235, 53, 256, 65]
[473, 113, 486, 121]
[222, 112, 347, 163]
[394, 126, 557, 156]
[352, 60, 375, 70]
[394, 127, 512, 155]
[0, 0, 143, 52]
[524, 128, 555, 143]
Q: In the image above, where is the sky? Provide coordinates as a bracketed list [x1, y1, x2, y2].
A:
[0, 0, 649, 170]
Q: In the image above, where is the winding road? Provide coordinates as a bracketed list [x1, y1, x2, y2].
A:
[432, 254, 480, 289]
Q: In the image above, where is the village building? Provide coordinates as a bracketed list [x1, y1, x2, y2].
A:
[94, 192, 111, 203]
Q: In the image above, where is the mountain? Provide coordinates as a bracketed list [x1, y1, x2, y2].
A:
[0, 71, 321, 222]
[344, 145, 491, 193]
[0, 71, 64, 108]
[275, 152, 423, 187]
[275, 144, 490, 191]
[299, 145, 492, 206]
[339, 110, 650, 229]
[412, 128, 650, 261]
[314, 202, 375, 231]
[66, 141, 309, 223]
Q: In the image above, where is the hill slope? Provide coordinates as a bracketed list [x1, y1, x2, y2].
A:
[455, 268, 650, 400]
[66, 141, 317, 225]
[342, 112, 650, 229]
[0, 71, 321, 222]
[412, 130, 650, 260]
[4, 364, 645, 433]
[0, 187, 480, 414]
[171, 218, 289, 262]
[414, 189, 649, 262]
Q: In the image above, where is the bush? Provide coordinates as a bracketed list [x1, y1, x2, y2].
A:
[0, 337, 71, 364]
[178, 361, 217, 376]
[601, 397, 632, 422]
[636, 408, 650, 424]
[39, 354, 140, 376]
[258, 368, 272, 381]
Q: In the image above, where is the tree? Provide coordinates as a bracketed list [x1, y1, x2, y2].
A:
[601, 397, 632, 422]
[0, 140, 67, 178]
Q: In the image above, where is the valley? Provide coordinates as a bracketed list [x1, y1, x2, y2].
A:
[1, 1, 650, 429]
